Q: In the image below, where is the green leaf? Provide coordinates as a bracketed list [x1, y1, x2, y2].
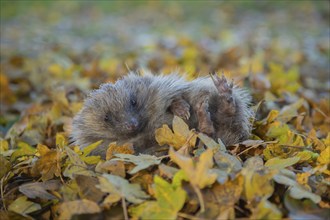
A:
[63, 147, 94, 178]
[97, 174, 149, 204]
[266, 122, 290, 138]
[8, 196, 41, 216]
[242, 157, 275, 202]
[265, 156, 300, 169]
[10, 142, 36, 162]
[129, 173, 186, 220]
[0, 155, 10, 179]
[80, 140, 102, 164]
[250, 199, 282, 220]
[154, 175, 186, 210]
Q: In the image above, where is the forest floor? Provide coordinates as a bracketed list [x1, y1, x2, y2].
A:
[0, 1, 329, 219]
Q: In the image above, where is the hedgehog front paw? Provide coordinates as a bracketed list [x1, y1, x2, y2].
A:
[170, 98, 191, 120]
[212, 73, 236, 114]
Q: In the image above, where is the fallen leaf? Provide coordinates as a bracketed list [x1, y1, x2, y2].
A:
[0, 155, 10, 179]
[31, 144, 61, 181]
[111, 153, 162, 174]
[10, 142, 36, 162]
[79, 140, 102, 164]
[265, 156, 300, 169]
[75, 175, 105, 203]
[268, 63, 301, 95]
[95, 160, 126, 177]
[198, 133, 226, 152]
[19, 180, 60, 200]
[97, 173, 150, 204]
[250, 198, 282, 220]
[242, 157, 275, 203]
[106, 142, 135, 160]
[169, 147, 217, 189]
[8, 196, 41, 216]
[317, 146, 330, 165]
[58, 199, 101, 220]
[155, 116, 197, 150]
[273, 169, 321, 203]
[129, 173, 186, 220]
[63, 147, 94, 178]
[284, 192, 329, 220]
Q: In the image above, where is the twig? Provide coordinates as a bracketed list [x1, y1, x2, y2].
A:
[177, 212, 205, 220]
[236, 140, 277, 156]
[192, 185, 205, 213]
[315, 107, 330, 120]
[122, 197, 128, 220]
[236, 145, 259, 156]
[0, 176, 6, 211]
[279, 144, 315, 152]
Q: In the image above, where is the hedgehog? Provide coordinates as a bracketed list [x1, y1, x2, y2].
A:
[71, 72, 252, 156]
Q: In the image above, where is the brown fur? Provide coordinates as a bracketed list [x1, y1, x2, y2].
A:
[71, 72, 253, 156]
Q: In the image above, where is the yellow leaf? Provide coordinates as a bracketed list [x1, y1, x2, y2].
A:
[32, 148, 61, 181]
[36, 143, 50, 156]
[268, 63, 300, 95]
[266, 110, 279, 124]
[56, 133, 67, 149]
[106, 142, 134, 160]
[265, 156, 300, 169]
[250, 199, 282, 220]
[58, 199, 101, 220]
[169, 148, 217, 189]
[8, 196, 41, 216]
[11, 142, 37, 162]
[48, 63, 63, 76]
[322, 133, 330, 148]
[307, 129, 326, 151]
[155, 116, 197, 150]
[242, 157, 276, 202]
[295, 150, 316, 163]
[317, 146, 330, 165]
[296, 172, 311, 189]
[0, 139, 9, 152]
[277, 99, 305, 123]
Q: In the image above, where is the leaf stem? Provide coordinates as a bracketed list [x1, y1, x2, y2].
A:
[0, 176, 7, 211]
[122, 197, 128, 220]
[177, 212, 204, 220]
[192, 185, 205, 213]
[279, 144, 315, 152]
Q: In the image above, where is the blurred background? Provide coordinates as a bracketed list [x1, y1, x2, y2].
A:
[0, 1, 329, 139]
[1, 1, 329, 74]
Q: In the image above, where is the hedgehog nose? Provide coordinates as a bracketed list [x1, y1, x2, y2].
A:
[125, 118, 139, 131]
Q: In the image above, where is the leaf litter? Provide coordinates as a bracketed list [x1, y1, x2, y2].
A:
[1, 2, 329, 219]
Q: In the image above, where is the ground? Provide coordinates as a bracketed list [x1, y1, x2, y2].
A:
[0, 1, 329, 219]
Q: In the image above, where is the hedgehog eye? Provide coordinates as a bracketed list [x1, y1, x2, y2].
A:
[130, 98, 137, 107]
[104, 114, 111, 122]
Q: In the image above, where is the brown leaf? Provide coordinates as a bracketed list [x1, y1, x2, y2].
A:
[106, 142, 134, 160]
[19, 180, 61, 200]
[58, 199, 101, 220]
[31, 145, 61, 181]
[75, 175, 105, 203]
